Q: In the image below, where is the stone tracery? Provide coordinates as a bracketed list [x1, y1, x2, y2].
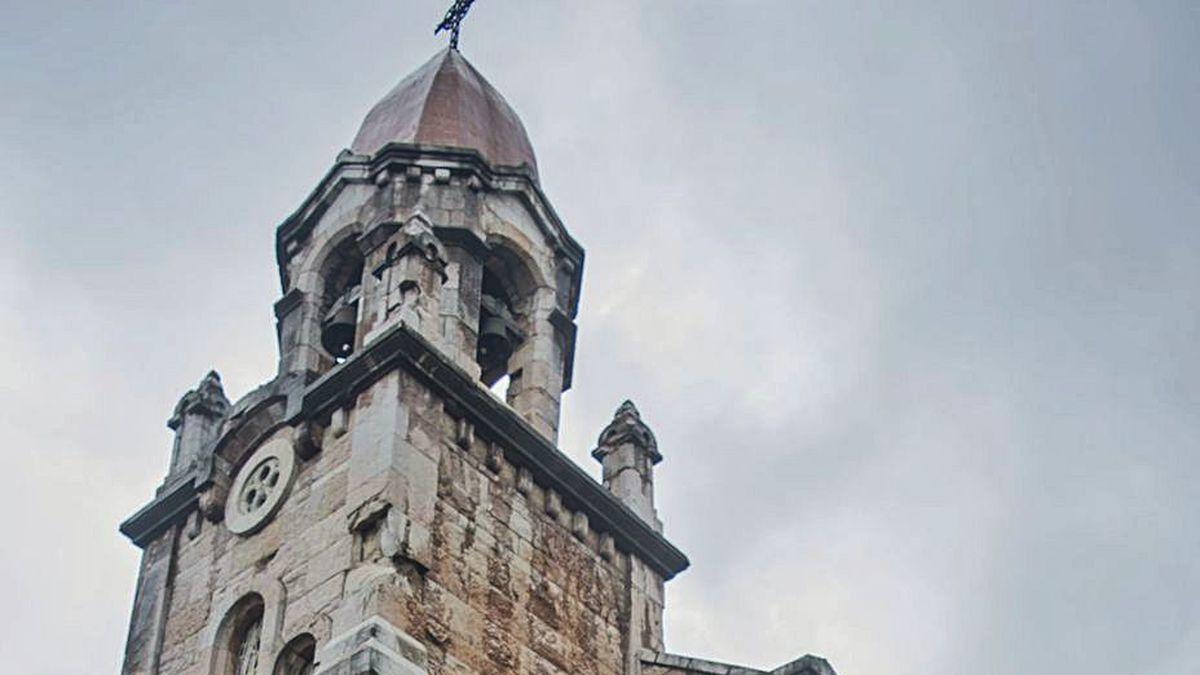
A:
[232, 618, 261, 675]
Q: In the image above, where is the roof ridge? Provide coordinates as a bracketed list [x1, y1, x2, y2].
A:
[413, 48, 458, 151]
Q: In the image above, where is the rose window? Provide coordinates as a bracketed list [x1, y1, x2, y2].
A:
[225, 437, 297, 535]
[238, 457, 281, 515]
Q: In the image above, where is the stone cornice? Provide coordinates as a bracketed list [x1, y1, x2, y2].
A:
[120, 321, 690, 580]
[300, 321, 689, 580]
[274, 144, 585, 319]
[119, 475, 197, 548]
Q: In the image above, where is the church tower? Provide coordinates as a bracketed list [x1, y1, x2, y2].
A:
[119, 48, 690, 675]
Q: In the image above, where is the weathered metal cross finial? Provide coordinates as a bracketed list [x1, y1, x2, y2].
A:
[435, 0, 477, 50]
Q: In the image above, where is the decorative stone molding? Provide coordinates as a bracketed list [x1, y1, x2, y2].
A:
[485, 444, 503, 473]
[599, 533, 616, 562]
[571, 511, 589, 541]
[198, 480, 228, 523]
[294, 421, 323, 461]
[545, 490, 562, 518]
[454, 417, 474, 449]
[515, 467, 533, 496]
[225, 437, 297, 536]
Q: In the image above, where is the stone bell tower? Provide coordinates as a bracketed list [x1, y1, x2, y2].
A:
[119, 48, 693, 675]
[121, 44, 838, 675]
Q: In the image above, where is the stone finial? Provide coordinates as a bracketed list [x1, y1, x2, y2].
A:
[593, 400, 662, 464]
[167, 371, 230, 476]
[592, 400, 662, 532]
[167, 371, 228, 428]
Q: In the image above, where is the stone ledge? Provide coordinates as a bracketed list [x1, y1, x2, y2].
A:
[119, 476, 197, 548]
[641, 650, 836, 675]
[300, 320, 690, 580]
[120, 321, 689, 580]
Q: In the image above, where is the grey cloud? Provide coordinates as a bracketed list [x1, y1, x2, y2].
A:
[1, 2, 1197, 675]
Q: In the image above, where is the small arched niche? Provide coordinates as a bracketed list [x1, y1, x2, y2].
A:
[273, 633, 316, 675]
[214, 593, 265, 675]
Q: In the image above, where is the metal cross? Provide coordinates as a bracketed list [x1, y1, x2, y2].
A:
[435, 0, 477, 50]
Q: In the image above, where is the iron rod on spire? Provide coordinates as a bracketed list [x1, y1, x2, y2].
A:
[435, 0, 477, 50]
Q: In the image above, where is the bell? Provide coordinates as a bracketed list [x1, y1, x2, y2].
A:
[321, 301, 358, 360]
[477, 315, 512, 372]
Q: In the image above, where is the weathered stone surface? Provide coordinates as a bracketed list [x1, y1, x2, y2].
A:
[642, 651, 837, 675]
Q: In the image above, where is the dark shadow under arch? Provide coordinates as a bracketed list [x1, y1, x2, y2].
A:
[273, 633, 316, 675]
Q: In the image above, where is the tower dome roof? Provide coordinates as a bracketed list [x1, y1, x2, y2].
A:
[351, 48, 539, 181]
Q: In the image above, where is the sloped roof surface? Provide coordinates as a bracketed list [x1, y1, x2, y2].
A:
[351, 48, 539, 181]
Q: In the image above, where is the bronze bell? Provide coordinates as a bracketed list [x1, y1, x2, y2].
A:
[321, 296, 358, 360]
[478, 314, 513, 371]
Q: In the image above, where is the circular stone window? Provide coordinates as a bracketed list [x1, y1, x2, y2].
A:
[225, 437, 297, 535]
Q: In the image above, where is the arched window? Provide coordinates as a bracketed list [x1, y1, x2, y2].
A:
[232, 616, 262, 675]
[217, 593, 265, 675]
[273, 633, 316, 675]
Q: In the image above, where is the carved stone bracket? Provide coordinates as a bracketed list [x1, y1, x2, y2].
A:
[197, 480, 229, 524]
[294, 421, 324, 461]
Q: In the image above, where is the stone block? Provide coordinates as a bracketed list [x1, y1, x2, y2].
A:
[315, 616, 428, 675]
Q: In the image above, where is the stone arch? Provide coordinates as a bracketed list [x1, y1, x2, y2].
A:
[475, 238, 545, 388]
[293, 222, 365, 296]
[202, 577, 286, 675]
[211, 396, 289, 476]
[314, 234, 365, 312]
[211, 592, 265, 675]
[482, 232, 550, 308]
[296, 224, 367, 364]
[273, 633, 316, 675]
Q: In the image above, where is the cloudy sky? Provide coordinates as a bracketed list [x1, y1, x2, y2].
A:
[2, 2, 1198, 674]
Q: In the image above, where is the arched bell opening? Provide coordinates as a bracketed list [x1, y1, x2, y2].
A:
[476, 248, 536, 395]
[317, 237, 364, 365]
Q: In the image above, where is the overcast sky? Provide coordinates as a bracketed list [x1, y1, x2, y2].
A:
[2, 2, 1199, 674]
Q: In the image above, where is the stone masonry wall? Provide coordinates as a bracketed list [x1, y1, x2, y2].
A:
[145, 365, 655, 675]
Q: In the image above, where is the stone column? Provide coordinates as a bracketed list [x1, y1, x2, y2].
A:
[274, 288, 327, 377]
[507, 287, 565, 443]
